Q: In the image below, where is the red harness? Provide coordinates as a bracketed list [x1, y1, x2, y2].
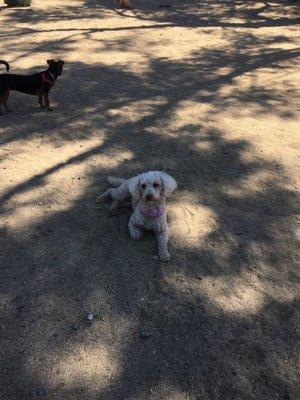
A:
[41, 72, 55, 91]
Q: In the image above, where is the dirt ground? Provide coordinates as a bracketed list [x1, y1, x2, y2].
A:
[0, 0, 299, 399]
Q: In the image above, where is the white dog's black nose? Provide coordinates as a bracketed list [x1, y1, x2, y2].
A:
[145, 194, 153, 201]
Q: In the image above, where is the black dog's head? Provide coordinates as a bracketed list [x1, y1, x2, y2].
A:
[47, 59, 65, 77]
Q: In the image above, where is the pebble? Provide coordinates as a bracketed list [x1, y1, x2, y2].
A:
[139, 330, 150, 340]
[86, 313, 93, 321]
[72, 324, 80, 331]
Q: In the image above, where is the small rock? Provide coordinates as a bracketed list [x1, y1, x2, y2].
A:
[21, 281, 28, 286]
[86, 313, 93, 321]
[72, 324, 80, 331]
[139, 330, 150, 340]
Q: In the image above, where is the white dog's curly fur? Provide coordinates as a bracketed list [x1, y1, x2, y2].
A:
[98, 171, 177, 261]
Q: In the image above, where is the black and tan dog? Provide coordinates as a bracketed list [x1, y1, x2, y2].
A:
[0, 59, 64, 115]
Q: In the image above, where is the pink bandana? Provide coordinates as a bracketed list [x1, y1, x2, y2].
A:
[139, 203, 165, 219]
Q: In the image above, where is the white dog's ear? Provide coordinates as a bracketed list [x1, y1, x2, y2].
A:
[128, 176, 141, 201]
[160, 172, 177, 197]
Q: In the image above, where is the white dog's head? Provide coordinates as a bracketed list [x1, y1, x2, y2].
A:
[129, 171, 177, 203]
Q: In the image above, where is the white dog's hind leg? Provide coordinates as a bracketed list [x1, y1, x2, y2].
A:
[97, 182, 128, 214]
[107, 176, 126, 187]
[108, 184, 129, 213]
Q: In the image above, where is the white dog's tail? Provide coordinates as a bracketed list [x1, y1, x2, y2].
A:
[107, 176, 125, 187]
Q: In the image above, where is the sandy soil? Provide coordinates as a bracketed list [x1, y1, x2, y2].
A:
[0, 1, 299, 399]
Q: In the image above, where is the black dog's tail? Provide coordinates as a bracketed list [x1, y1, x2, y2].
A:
[0, 60, 10, 72]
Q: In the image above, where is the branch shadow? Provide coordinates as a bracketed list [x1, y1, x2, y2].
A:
[2, 0, 300, 29]
[0, 1, 299, 400]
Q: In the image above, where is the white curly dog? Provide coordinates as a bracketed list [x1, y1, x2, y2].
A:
[98, 171, 177, 262]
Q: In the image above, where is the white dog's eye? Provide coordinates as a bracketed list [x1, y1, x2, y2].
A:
[153, 182, 160, 189]
[141, 183, 146, 190]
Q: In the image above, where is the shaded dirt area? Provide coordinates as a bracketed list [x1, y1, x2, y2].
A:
[0, 1, 299, 399]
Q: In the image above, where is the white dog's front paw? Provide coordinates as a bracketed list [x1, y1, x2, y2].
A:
[129, 226, 143, 240]
[158, 250, 171, 262]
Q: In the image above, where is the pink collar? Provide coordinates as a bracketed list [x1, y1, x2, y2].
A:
[139, 202, 165, 219]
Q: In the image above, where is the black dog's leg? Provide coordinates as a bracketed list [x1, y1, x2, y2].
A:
[38, 94, 45, 108]
[0, 95, 6, 115]
[3, 91, 12, 112]
[44, 92, 53, 111]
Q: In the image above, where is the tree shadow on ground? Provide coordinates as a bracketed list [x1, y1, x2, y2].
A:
[0, 1, 299, 400]
[2, 0, 299, 33]
[0, 35, 299, 145]
[1, 118, 298, 399]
